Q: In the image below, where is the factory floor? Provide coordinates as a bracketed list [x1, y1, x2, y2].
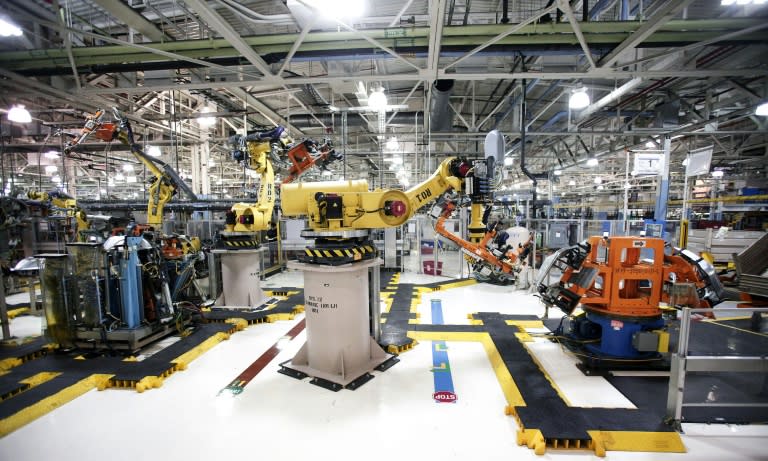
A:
[1, 264, 766, 461]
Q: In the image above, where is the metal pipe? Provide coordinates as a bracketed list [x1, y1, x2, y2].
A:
[501, 0, 509, 24]
[430, 80, 455, 132]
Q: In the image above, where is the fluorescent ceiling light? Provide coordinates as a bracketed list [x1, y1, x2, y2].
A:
[569, 88, 590, 110]
[122, 164, 134, 172]
[594, 177, 602, 184]
[712, 170, 724, 178]
[114, 172, 125, 181]
[147, 146, 161, 157]
[568, 180, 576, 186]
[597, 185, 604, 190]
[303, 0, 364, 19]
[756, 101, 768, 116]
[197, 107, 216, 128]
[503, 157, 514, 167]
[45, 151, 59, 159]
[7, 105, 31, 123]
[385, 136, 399, 151]
[553, 169, 562, 176]
[44, 165, 58, 175]
[368, 88, 387, 111]
[0, 19, 22, 37]
[586, 157, 598, 167]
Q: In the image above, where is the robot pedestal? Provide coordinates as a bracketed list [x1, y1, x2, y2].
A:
[280, 258, 396, 390]
[212, 248, 267, 308]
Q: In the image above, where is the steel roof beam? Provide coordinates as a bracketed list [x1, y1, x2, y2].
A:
[91, 0, 166, 41]
[442, 4, 558, 71]
[558, 0, 596, 69]
[598, 0, 696, 69]
[183, 0, 278, 82]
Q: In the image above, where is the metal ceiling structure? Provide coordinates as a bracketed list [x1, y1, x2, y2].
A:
[0, 0, 766, 203]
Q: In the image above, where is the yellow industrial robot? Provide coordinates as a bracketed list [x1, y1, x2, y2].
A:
[280, 134, 502, 264]
[27, 190, 89, 241]
[64, 108, 198, 228]
[217, 127, 288, 248]
[277, 131, 504, 391]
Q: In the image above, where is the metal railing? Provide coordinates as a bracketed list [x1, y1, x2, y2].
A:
[666, 306, 768, 429]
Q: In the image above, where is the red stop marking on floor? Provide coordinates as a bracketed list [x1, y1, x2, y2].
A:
[433, 391, 457, 403]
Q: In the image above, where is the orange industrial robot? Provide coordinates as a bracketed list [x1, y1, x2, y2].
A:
[537, 235, 725, 361]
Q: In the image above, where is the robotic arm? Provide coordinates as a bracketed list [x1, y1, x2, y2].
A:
[281, 138, 343, 184]
[64, 108, 198, 228]
[280, 131, 504, 265]
[280, 157, 474, 232]
[221, 129, 280, 241]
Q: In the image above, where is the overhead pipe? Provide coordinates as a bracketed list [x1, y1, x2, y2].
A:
[501, 0, 509, 23]
[518, 79, 548, 220]
[620, 0, 630, 20]
[430, 80, 455, 132]
[493, 79, 539, 130]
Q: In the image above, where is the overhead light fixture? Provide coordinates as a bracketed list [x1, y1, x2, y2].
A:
[645, 140, 656, 148]
[321, 170, 332, 177]
[569, 87, 590, 110]
[597, 185, 605, 190]
[44, 165, 58, 175]
[368, 87, 387, 111]
[197, 106, 216, 128]
[7, 105, 31, 123]
[712, 170, 724, 178]
[503, 157, 514, 167]
[147, 145, 161, 157]
[594, 177, 602, 184]
[568, 180, 576, 186]
[586, 157, 598, 167]
[756, 101, 768, 116]
[553, 169, 562, 176]
[122, 164, 134, 172]
[0, 18, 23, 37]
[302, 0, 365, 20]
[114, 172, 125, 181]
[208, 158, 216, 167]
[385, 136, 399, 151]
[44, 150, 60, 159]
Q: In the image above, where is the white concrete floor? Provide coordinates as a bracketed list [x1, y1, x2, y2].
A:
[1, 269, 766, 461]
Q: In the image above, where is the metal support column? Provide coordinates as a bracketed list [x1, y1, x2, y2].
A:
[653, 136, 672, 232]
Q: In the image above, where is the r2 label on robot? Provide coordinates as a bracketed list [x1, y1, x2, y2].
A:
[306, 295, 338, 313]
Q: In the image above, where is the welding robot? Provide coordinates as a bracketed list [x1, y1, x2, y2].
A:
[536, 235, 726, 366]
[430, 199, 532, 286]
[276, 131, 505, 390]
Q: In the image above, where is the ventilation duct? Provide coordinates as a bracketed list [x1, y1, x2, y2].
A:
[430, 80, 455, 132]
